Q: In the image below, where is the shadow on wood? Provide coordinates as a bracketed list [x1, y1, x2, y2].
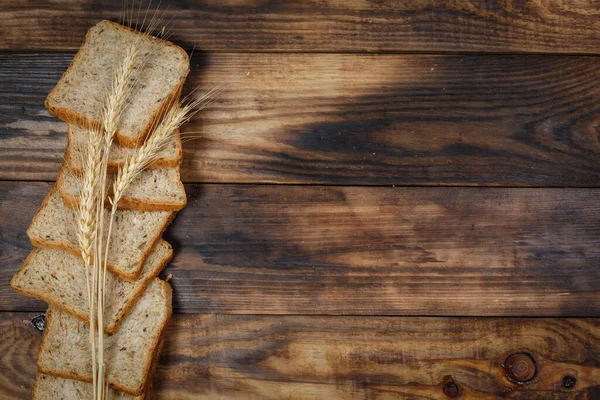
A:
[2, 54, 600, 185]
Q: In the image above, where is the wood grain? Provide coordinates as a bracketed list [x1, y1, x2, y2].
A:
[0, 313, 41, 400]
[2, 181, 600, 316]
[2, 312, 600, 399]
[0, 54, 67, 182]
[2, 53, 600, 185]
[2, 1, 600, 54]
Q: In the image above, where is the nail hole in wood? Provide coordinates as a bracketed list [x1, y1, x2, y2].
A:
[31, 314, 45, 332]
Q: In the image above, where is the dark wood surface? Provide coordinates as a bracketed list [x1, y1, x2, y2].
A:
[3, 312, 600, 399]
[2, 1, 600, 54]
[2, 181, 600, 316]
[2, 1, 600, 398]
[3, 53, 600, 185]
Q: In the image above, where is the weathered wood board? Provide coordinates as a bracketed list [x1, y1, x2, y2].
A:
[2, 182, 599, 316]
[2, 312, 600, 399]
[3, 1, 600, 398]
[2, 1, 600, 54]
[2, 53, 600, 185]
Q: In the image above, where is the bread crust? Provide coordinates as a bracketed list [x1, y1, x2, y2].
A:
[11, 249, 90, 327]
[57, 165, 187, 212]
[31, 372, 44, 400]
[11, 242, 172, 335]
[64, 126, 183, 175]
[37, 280, 172, 396]
[107, 246, 172, 335]
[27, 185, 176, 281]
[44, 20, 190, 149]
[32, 372, 148, 400]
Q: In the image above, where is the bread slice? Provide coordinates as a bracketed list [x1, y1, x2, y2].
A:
[37, 279, 172, 396]
[11, 240, 172, 334]
[33, 373, 146, 400]
[45, 20, 189, 148]
[57, 164, 187, 212]
[32, 337, 164, 399]
[27, 185, 175, 281]
[66, 124, 182, 174]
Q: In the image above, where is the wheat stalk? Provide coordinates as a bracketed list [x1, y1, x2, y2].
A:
[74, 4, 200, 398]
[100, 101, 202, 324]
[97, 102, 203, 381]
[79, 81, 224, 400]
[93, 6, 171, 396]
[75, 27, 145, 400]
[75, 122, 104, 398]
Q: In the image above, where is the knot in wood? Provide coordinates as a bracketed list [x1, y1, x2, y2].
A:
[563, 375, 577, 389]
[504, 352, 536, 383]
[442, 376, 460, 398]
[443, 382, 459, 398]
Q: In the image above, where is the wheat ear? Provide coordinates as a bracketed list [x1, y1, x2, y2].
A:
[98, 103, 200, 343]
[75, 123, 103, 399]
[100, 104, 192, 306]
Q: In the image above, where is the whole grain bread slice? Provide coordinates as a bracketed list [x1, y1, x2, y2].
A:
[37, 279, 172, 396]
[66, 124, 182, 174]
[57, 164, 187, 212]
[45, 20, 189, 148]
[33, 373, 146, 400]
[27, 185, 175, 281]
[11, 239, 172, 334]
[33, 335, 164, 399]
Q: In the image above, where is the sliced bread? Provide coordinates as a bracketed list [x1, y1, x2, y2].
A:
[45, 20, 190, 148]
[57, 164, 187, 212]
[11, 239, 172, 334]
[37, 279, 172, 396]
[27, 185, 175, 281]
[66, 124, 182, 174]
[33, 373, 146, 400]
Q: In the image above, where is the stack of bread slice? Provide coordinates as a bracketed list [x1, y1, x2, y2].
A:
[11, 20, 190, 399]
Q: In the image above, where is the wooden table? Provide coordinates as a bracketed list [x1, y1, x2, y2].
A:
[2, 1, 600, 398]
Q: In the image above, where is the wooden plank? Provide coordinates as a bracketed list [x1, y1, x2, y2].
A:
[2, 1, 600, 54]
[0, 54, 67, 182]
[0, 313, 42, 400]
[2, 312, 600, 399]
[0, 183, 52, 314]
[2, 181, 600, 316]
[2, 53, 600, 185]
